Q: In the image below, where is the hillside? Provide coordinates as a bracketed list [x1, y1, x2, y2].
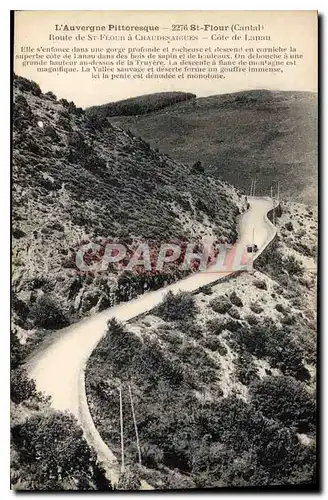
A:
[94, 89, 318, 205]
[86, 202, 317, 489]
[87, 91, 196, 118]
[12, 74, 246, 349]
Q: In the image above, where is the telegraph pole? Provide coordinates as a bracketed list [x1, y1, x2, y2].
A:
[250, 178, 254, 197]
[271, 185, 276, 225]
[119, 386, 125, 474]
[253, 176, 257, 197]
[128, 384, 142, 466]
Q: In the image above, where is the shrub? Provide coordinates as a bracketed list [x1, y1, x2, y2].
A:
[57, 115, 72, 131]
[284, 255, 304, 277]
[86, 114, 110, 131]
[11, 330, 26, 368]
[249, 302, 264, 314]
[209, 296, 232, 314]
[250, 376, 316, 433]
[245, 314, 258, 326]
[28, 295, 68, 330]
[229, 291, 243, 307]
[234, 352, 259, 386]
[11, 410, 111, 490]
[59, 98, 70, 108]
[200, 285, 213, 296]
[225, 319, 242, 332]
[285, 221, 294, 231]
[155, 291, 198, 322]
[206, 318, 226, 335]
[203, 335, 224, 352]
[117, 469, 141, 490]
[178, 320, 203, 340]
[275, 303, 285, 313]
[44, 124, 60, 143]
[14, 75, 41, 96]
[228, 306, 241, 319]
[253, 279, 267, 290]
[11, 368, 38, 404]
[141, 444, 164, 469]
[281, 314, 296, 326]
[45, 91, 57, 100]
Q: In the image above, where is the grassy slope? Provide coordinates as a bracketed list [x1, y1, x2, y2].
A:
[105, 90, 317, 204]
[86, 203, 317, 489]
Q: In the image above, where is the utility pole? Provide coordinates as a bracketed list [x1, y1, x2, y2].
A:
[119, 386, 125, 474]
[272, 186, 276, 226]
[277, 181, 280, 204]
[250, 178, 254, 197]
[128, 384, 142, 466]
[253, 176, 257, 197]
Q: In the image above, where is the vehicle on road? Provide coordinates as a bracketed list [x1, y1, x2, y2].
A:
[247, 243, 258, 253]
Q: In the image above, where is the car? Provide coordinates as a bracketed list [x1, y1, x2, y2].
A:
[247, 244, 258, 253]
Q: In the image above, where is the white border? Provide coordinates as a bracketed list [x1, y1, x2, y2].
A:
[1, 1, 325, 498]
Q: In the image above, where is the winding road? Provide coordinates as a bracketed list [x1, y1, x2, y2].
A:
[25, 196, 277, 486]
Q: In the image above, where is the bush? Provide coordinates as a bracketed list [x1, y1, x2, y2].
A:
[209, 296, 232, 314]
[203, 336, 224, 352]
[44, 124, 60, 143]
[284, 255, 304, 277]
[155, 291, 198, 322]
[229, 291, 243, 307]
[225, 319, 242, 332]
[206, 318, 226, 335]
[275, 303, 285, 313]
[117, 469, 141, 490]
[285, 221, 294, 231]
[253, 279, 267, 290]
[228, 306, 241, 319]
[141, 444, 164, 469]
[14, 75, 41, 96]
[29, 295, 68, 330]
[11, 368, 38, 404]
[234, 352, 259, 386]
[45, 91, 57, 101]
[57, 114, 72, 130]
[59, 98, 70, 108]
[250, 376, 316, 433]
[245, 314, 258, 326]
[249, 302, 264, 314]
[11, 410, 111, 490]
[200, 285, 213, 296]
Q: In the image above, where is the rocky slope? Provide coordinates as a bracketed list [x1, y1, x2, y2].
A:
[94, 90, 317, 205]
[86, 203, 317, 489]
[12, 74, 246, 349]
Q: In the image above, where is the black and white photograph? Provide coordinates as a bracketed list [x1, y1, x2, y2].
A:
[10, 9, 318, 492]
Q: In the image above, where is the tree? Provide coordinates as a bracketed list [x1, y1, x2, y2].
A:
[155, 291, 198, 322]
[250, 376, 316, 433]
[11, 410, 111, 490]
[28, 295, 68, 330]
[11, 368, 38, 404]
